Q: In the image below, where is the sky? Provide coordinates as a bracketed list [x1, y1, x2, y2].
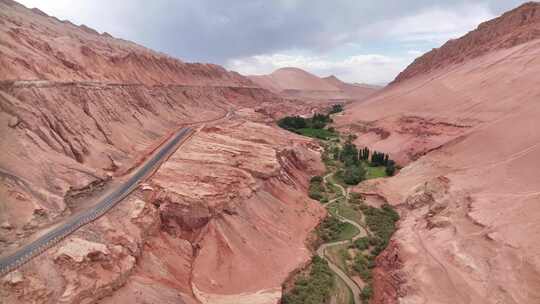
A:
[17, 0, 527, 84]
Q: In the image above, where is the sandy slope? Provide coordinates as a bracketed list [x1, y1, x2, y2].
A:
[322, 75, 381, 101]
[336, 4, 540, 303]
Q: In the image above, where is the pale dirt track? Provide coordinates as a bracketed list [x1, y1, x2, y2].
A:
[317, 172, 368, 304]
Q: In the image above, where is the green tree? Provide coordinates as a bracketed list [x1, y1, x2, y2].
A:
[278, 116, 307, 131]
[329, 104, 344, 114]
[340, 137, 359, 165]
[353, 237, 370, 250]
[360, 284, 373, 303]
[385, 160, 396, 176]
[310, 176, 323, 183]
[281, 256, 335, 304]
[343, 165, 365, 185]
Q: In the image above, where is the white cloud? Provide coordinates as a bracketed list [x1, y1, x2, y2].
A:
[406, 50, 423, 56]
[359, 4, 495, 44]
[17, 0, 515, 84]
[227, 53, 417, 85]
[227, 3, 498, 85]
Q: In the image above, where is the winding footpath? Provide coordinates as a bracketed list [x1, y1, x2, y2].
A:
[317, 173, 368, 304]
[0, 127, 195, 277]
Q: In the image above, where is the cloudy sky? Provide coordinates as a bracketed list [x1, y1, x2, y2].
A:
[18, 0, 526, 84]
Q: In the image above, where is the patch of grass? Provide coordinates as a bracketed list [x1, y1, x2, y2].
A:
[278, 113, 339, 140]
[336, 199, 364, 225]
[337, 222, 359, 241]
[364, 164, 388, 179]
[318, 217, 359, 242]
[332, 271, 355, 304]
[326, 244, 351, 274]
[297, 128, 338, 140]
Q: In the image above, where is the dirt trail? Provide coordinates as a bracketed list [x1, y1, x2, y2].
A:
[317, 172, 368, 304]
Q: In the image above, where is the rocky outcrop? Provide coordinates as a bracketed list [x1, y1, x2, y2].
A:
[0, 196, 161, 304]
[126, 119, 326, 304]
[344, 116, 470, 165]
[393, 2, 540, 83]
[0, 81, 286, 253]
[372, 241, 404, 304]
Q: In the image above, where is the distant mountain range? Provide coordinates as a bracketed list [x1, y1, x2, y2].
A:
[248, 67, 382, 102]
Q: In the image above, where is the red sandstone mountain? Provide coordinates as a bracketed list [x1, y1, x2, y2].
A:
[393, 1, 540, 84]
[336, 2, 540, 303]
[249, 67, 380, 102]
[0, 1, 325, 303]
[3, 1, 540, 304]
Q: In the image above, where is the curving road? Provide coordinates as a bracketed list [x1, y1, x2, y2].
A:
[318, 172, 368, 304]
[0, 127, 194, 277]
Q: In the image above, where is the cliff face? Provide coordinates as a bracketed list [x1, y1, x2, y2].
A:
[393, 2, 540, 83]
[0, 2, 326, 303]
[337, 3, 540, 304]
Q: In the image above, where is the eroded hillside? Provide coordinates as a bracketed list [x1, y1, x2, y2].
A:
[337, 2, 540, 303]
[393, 2, 540, 84]
[0, 1, 327, 303]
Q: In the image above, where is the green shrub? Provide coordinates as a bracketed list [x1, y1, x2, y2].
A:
[368, 236, 381, 246]
[364, 204, 400, 246]
[308, 176, 328, 202]
[277, 113, 336, 139]
[340, 137, 359, 165]
[353, 237, 370, 251]
[281, 256, 335, 304]
[298, 128, 337, 140]
[308, 189, 323, 201]
[385, 160, 396, 176]
[343, 165, 366, 185]
[353, 254, 371, 281]
[278, 116, 307, 131]
[318, 217, 348, 242]
[329, 104, 344, 114]
[360, 284, 373, 303]
[310, 176, 323, 183]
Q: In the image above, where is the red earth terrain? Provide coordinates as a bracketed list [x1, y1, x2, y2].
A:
[337, 2, 540, 303]
[3, 1, 540, 304]
[0, 1, 326, 303]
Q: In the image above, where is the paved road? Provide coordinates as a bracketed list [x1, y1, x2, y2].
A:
[318, 172, 369, 304]
[0, 127, 194, 276]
